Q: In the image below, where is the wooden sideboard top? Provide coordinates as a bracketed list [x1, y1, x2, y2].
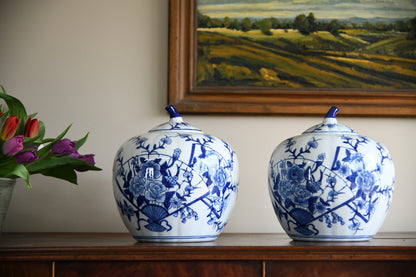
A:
[0, 232, 415, 261]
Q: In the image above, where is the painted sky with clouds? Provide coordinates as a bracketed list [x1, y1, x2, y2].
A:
[198, 0, 416, 20]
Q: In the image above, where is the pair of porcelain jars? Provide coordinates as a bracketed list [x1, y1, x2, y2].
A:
[113, 105, 394, 242]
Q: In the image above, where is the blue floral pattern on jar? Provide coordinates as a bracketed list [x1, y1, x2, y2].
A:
[113, 127, 238, 241]
[268, 108, 394, 241]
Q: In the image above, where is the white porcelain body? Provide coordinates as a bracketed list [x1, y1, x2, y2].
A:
[113, 107, 238, 242]
[268, 108, 394, 241]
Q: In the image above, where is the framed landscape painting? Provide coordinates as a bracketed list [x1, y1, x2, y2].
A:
[168, 0, 416, 116]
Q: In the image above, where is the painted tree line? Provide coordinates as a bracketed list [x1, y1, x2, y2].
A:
[198, 11, 416, 38]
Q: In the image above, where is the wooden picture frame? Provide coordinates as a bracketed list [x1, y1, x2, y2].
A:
[168, 0, 416, 116]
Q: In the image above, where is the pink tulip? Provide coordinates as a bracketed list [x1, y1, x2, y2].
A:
[2, 135, 24, 156]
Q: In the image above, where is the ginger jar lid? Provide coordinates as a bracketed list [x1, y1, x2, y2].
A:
[302, 106, 357, 134]
[149, 105, 203, 133]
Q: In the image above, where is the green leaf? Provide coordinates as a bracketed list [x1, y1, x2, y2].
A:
[26, 155, 101, 175]
[26, 155, 100, 185]
[28, 112, 38, 118]
[36, 124, 72, 157]
[0, 162, 16, 176]
[0, 110, 10, 127]
[0, 88, 28, 124]
[0, 162, 31, 188]
[75, 132, 89, 149]
[40, 167, 78, 184]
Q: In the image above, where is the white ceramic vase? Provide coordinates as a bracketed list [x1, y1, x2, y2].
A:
[0, 177, 16, 233]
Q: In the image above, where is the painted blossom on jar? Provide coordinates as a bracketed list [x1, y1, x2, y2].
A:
[356, 171, 375, 194]
[277, 180, 293, 200]
[288, 165, 305, 184]
[144, 179, 167, 202]
[291, 184, 312, 206]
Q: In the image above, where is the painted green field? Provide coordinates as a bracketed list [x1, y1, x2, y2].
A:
[197, 28, 416, 89]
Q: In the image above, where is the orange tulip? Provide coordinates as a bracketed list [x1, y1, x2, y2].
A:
[0, 115, 21, 141]
[24, 117, 40, 138]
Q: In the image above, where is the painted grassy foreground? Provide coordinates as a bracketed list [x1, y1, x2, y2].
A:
[197, 29, 416, 89]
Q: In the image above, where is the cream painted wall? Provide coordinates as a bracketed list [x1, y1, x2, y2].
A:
[0, 0, 415, 233]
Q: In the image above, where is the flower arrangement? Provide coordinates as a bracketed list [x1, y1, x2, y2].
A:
[0, 86, 101, 188]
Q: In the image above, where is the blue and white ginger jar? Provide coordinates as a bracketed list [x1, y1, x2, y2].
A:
[113, 105, 238, 242]
[268, 106, 394, 241]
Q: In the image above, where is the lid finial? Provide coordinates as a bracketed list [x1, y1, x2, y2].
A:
[302, 106, 356, 134]
[325, 106, 339, 118]
[165, 105, 182, 118]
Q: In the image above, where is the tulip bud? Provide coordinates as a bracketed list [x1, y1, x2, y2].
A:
[0, 115, 21, 141]
[16, 146, 39, 163]
[77, 154, 96, 166]
[24, 117, 40, 138]
[74, 153, 96, 171]
[51, 138, 76, 155]
[2, 135, 24, 156]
